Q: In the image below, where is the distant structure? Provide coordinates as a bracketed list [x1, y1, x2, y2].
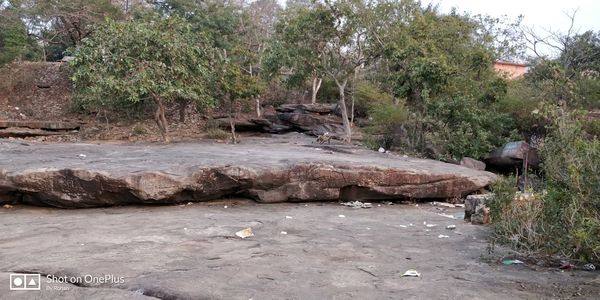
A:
[493, 61, 528, 79]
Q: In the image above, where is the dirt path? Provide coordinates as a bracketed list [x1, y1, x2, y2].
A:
[1, 202, 598, 299]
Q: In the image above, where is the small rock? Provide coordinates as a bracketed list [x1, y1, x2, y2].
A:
[460, 157, 486, 171]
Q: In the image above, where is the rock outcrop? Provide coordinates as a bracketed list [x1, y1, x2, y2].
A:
[214, 103, 354, 138]
[0, 139, 497, 208]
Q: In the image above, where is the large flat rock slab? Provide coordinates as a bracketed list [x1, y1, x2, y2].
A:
[0, 138, 496, 207]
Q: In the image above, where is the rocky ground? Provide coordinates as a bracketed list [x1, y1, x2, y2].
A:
[1, 202, 598, 299]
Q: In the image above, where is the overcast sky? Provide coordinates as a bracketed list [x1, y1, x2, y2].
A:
[429, 0, 600, 34]
[427, 0, 600, 58]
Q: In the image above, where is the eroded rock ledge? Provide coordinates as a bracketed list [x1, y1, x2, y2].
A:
[0, 139, 496, 208]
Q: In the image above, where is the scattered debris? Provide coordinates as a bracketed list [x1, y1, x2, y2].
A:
[454, 203, 465, 208]
[401, 269, 421, 277]
[338, 214, 346, 218]
[502, 259, 524, 265]
[280, 231, 288, 235]
[187, 202, 193, 205]
[285, 216, 293, 219]
[383, 201, 393, 205]
[224, 205, 228, 208]
[446, 225, 456, 230]
[426, 224, 437, 228]
[436, 213, 456, 219]
[453, 212, 465, 220]
[583, 263, 596, 271]
[341, 201, 372, 209]
[235, 227, 254, 239]
[432, 201, 456, 208]
[378, 147, 385, 153]
[356, 266, 378, 277]
[3, 204, 14, 209]
[438, 234, 450, 238]
[402, 155, 408, 158]
[398, 225, 408, 228]
[559, 262, 574, 270]
[77, 154, 87, 158]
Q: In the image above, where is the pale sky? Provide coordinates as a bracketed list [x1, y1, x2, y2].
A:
[429, 0, 600, 57]
[430, 0, 600, 37]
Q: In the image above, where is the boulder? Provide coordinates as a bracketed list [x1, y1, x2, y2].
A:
[0, 140, 497, 208]
[213, 103, 353, 138]
[460, 157, 486, 171]
[485, 141, 539, 170]
[464, 194, 493, 224]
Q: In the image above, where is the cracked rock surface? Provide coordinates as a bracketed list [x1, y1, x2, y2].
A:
[0, 136, 496, 208]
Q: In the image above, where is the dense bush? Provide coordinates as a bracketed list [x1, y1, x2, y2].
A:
[489, 112, 600, 263]
[425, 96, 519, 160]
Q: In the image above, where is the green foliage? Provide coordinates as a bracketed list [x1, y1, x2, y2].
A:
[70, 16, 214, 115]
[488, 177, 548, 254]
[204, 119, 231, 140]
[366, 102, 409, 149]
[0, 16, 40, 66]
[489, 112, 600, 263]
[353, 81, 394, 118]
[425, 96, 519, 160]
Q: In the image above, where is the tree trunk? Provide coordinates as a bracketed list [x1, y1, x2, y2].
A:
[335, 78, 351, 143]
[350, 68, 358, 126]
[228, 95, 237, 144]
[255, 97, 261, 117]
[311, 76, 322, 104]
[178, 100, 187, 123]
[154, 97, 169, 143]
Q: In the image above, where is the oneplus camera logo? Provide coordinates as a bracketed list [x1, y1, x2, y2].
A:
[10, 274, 41, 291]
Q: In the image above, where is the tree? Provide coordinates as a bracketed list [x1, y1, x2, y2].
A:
[70, 16, 214, 142]
[320, 0, 369, 142]
[1, 0, 123, 61]
[264, 4, 332, 104]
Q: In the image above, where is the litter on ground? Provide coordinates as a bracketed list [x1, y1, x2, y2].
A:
[502, 259, 524, 265]
[341, 201, 372, 209]
[235, 227, 254, 239]
[402, 269, 421, 277]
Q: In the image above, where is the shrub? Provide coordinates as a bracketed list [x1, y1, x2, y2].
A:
[426, 96, 519, 160]
[489, 111, 600, 263]
[365, 102, 409, 149]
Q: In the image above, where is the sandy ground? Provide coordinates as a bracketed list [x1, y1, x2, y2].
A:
[1, 201, 598, 300]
